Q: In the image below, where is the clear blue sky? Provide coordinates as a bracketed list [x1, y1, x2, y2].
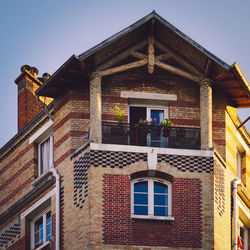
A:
[0, 0, 249, 147]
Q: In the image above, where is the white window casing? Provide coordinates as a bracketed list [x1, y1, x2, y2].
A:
[131, 178, 174, 221]
[30, 207, 51, 250]
[38, 135, 54, 176]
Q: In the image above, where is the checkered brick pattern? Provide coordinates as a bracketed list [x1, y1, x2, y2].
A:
[0, 223, 21, 249]
[158, 154, 214, 173]
[90, 150, 147, 168]
[214, 160, 225, 216]
[73, 151, 90, 208]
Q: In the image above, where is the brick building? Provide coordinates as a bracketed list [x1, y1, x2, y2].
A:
[0, 11, 249, 249]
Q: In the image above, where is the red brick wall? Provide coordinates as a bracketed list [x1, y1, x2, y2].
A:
[17, 76, 43, 131]
[7, 237, 26, 250]
[103, 174, 202, 248]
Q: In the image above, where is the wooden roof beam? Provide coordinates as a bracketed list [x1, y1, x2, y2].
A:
[155, 40, 203, 77]
[205, 60, 212, 77]
[97, 40, 147, 71]
[155, 59, 202, 83]
[130, 51, 171, 62]
[215, 72, 234, 81]
[100, 59, 147, 77]
[156, 53, 171, 61]
[232, 95, 249, 100]
[130, 51, 147, 60]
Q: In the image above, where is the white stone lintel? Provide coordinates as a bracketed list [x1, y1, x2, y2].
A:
[29, 120, 53, 144]
[120, 91, 177, 101]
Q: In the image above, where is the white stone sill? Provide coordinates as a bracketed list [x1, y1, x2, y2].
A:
[131, 215, 175, 221]
[32, 170, 52, 186]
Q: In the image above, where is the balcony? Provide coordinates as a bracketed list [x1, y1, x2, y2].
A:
[102, 122, 201, 150]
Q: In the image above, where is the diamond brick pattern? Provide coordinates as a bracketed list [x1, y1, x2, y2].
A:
[90, 150, 147, 168]
[0, 223, 21, 248]
[73, 151, 90, 208]
[214, 160, 225, 216]
[158, 154, 214, 173]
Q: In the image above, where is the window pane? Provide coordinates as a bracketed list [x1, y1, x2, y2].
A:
[134, 193, 148, 205]
[134, 181, 148, 192]
[40, 137, 51, 174]
[154, 206, 168, 216]
[134, 205, 148, 215]
[35, 217, 43, 247]
[46, 211, 52, 241]
[154, 182, 168, 194]
[151, 110, 164, 125]
[154, 194, 168, 206]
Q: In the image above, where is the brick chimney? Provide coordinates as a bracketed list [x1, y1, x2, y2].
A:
[15, 65, 43, 131]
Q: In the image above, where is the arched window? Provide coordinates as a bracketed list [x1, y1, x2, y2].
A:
[131, 177, 173, 220]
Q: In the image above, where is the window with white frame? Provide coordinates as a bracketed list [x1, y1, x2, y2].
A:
[131, 178, 173, 220]
[30, 208, 52, 249]
[38, 135, 53, 176]
[129, 105, 168, 147]
[29, 120, 54, 177]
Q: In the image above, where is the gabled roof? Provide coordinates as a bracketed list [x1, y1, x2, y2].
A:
[36, 11, 250, 108]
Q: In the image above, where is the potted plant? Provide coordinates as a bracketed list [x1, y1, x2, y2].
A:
[160, 118, 173, 137]
[112, 105, 125, 135]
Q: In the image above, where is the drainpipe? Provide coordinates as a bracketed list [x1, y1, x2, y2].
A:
[233, 179, 241, 250]
[49, 167, 60, 250]
[36, 95, 54, 121]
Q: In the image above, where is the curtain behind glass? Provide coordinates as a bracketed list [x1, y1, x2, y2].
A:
[40, 137, 50, 174]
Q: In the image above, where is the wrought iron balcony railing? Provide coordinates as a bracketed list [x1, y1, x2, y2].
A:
[102, 122, 201, 150]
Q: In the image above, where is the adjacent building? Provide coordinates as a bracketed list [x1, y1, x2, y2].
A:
[0, 11, 249, 249]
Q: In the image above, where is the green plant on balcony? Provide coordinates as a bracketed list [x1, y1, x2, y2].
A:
[160, 118, 174, 137]
[113, 105, 125, 125]
[112, 105, 125, 135]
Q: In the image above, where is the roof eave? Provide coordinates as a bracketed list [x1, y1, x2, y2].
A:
[35, 54, 79, 97]
[231, 62, 250, 98]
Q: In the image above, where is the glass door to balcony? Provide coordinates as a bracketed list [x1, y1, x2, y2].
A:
[129, 106, 167, 147]
[148, 109, 165, 147]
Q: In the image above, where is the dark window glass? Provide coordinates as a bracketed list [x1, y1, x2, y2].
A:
[134, 181, 148, 215]
[134, 181, 148, 192]
[154, 182, 168, 194]
[46, 211, 52, 241]
[154, 206, 168, 216]
[154, 194, 168, 206]
[134, 193, 148, 205]
[134, 205, 148, 215]
[35, 217, 43, 247]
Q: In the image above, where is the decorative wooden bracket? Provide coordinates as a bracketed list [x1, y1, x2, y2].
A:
[148, 36, 155, 74]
